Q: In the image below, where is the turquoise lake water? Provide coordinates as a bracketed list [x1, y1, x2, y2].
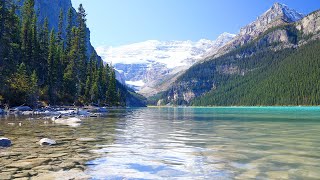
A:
[1, 107, 320, 179]
[85, 107, 320, 179]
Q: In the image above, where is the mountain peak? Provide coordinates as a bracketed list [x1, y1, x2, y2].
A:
[272, 2, 285, 9]
[217, 32, 236, 39]
[238, 3, 303, 36]
[267, 2, 304, 22]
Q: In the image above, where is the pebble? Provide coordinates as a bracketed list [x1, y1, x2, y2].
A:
[39, 138, 56, 146]
[0, 137, 12, 148]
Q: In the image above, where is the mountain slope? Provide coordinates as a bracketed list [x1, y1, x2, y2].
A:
[153, 5, 320, 106]
[204, 3, 304, 59]
[193, 39, 320, 106]
[97, 33, 235, 97]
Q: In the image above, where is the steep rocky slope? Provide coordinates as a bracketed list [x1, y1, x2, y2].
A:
[203, 3, 304, 59]
[153, 4, 320, 106]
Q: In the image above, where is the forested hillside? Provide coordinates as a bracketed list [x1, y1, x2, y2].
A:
[0, 0, 146, 107]
[152, 10, 320, 106]
[192, 40, 320, 106]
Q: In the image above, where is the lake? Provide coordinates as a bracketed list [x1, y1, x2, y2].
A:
[1, 107, 320, 179]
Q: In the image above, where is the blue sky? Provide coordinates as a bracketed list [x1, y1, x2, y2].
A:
[71, 0, 319, 47]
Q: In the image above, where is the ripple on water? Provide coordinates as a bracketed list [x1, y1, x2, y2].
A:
[1, 107, 320, 179]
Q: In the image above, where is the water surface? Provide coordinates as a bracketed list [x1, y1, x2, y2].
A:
[86, 107, 320, 179]
[1, 107, 320, 179]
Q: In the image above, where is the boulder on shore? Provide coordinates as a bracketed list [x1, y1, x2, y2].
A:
[39, 138, 56, 146]
[12, 106, 32, 111]
[98, 107, 108, 113]
[0, 137, 12, 147]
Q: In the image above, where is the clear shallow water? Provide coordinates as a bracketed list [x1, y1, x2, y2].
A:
[1, 107, 320, 179]
[85, 107, 320, 179]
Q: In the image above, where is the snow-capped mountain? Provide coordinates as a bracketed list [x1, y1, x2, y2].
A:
[96, 33, 235, 96]
[204, 3, 304, 59]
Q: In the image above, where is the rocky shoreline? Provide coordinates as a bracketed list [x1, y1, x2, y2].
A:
[0, 105, 109, 117]
[0, 107, 113, 180]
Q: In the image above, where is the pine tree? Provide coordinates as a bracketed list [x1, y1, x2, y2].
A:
[77, 4, 88, 103]
[9, 63, 30, 105]
[66, 7, 73, 53]
[47, 29, 56, 104]
[63, 27, 78, 103]
[58, 9, 64, 45]
[107, 68, 117, 106]
[21, 0, 35, 66]
[29, 70, 39, 108]
[38, 18, 49, 84]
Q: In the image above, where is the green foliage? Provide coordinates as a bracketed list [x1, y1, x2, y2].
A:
[0, 2, 143, 107]
[192, 40, 320, 106]
[154, 23, 320, 106]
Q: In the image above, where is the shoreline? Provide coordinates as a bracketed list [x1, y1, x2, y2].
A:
[148, 105, 320, 108]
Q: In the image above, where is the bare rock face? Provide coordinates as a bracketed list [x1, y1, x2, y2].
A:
[205, 3, 304, 59]
[239, 3, 303, 37]
[296, 10, 320, 35]
[159, 4, 320, 106]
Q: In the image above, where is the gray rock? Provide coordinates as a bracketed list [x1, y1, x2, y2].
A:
[12, 106, 32, 111]
[39, 138, 56, 146]
[0, 137, 11, 148]
[59, 162, 76, 170]
[0, 172, 13, 180]
[6, 158, 51, 170]
[98, 107, 108, 113]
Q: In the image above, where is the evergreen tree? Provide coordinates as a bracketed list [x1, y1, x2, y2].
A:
[29, 70, 39, 108]
[38, 18, 49, 84]
[47, 29, 56, 104]
[107, 68, 117, 106]
[0, 2, 129, 107]
[76, 4, 88, 103]
[20, 0, 35, 66]
[58, 9, 64, 45]
[9, 63, 30, 105]
[66, 7, 73, 53]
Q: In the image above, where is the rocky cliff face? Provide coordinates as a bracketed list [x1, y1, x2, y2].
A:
[204, 3, 304, 60]
[296, 10, 320, 37]
[156, 4, 320, 106]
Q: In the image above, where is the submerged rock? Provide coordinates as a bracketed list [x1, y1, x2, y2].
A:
[53, 117, 82, 127]
[77, 109, 89, 116]
[39, 138, 56, 146]
[6, 158, 51, 170]
[32, 169, 90, 180]
[76, 138, 97, 142]
[0, 137, 12, 147]
[0, 108, 4, 115]
[98, 107, 108, 113]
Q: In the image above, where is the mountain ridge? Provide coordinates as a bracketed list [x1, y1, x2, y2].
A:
[97, 33, 236, 97]
[151, 3, 320, 106]
[203, 2, 304, 60]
